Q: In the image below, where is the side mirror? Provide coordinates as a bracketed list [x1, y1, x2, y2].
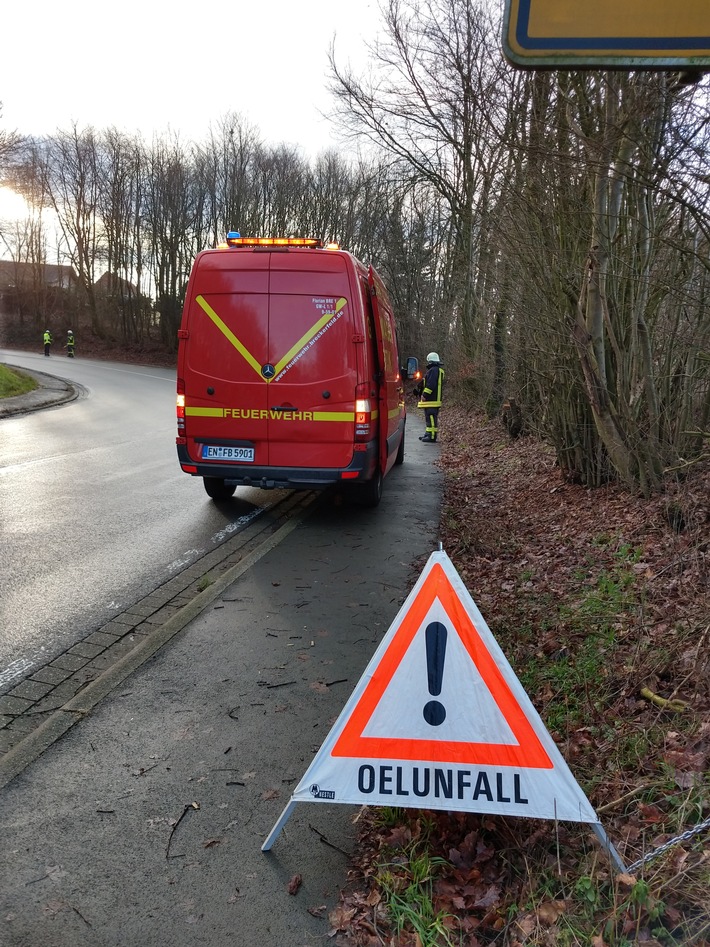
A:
[405, 356, 419, 380]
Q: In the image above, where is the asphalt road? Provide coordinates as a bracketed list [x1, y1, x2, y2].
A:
[0, 351, 445, 946]
[0, 350, 290, 692]
[0, 398, 444, 947]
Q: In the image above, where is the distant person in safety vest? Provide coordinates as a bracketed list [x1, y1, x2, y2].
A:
[66, 329, 75, 358]
[43, 329, 52, 357]
[416, 352, 445, 443]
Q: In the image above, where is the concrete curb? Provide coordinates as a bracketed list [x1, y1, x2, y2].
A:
[0, 364, 81, 419]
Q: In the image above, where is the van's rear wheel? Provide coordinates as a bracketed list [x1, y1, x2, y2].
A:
[358, 468, 383, 507]
[203, 477, 236, 500]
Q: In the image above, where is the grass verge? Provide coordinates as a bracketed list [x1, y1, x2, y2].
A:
[0, 363, 37, 399]
[333, 405, 710, 947]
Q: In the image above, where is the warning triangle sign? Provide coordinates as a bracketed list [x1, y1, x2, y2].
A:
[330, 557, 553, 769]
[263, 551, 600, 850]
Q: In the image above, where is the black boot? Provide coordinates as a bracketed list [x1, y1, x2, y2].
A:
[419, 433, 433, 442]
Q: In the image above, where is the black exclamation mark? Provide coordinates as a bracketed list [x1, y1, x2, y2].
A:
[423, 621, 447, 726]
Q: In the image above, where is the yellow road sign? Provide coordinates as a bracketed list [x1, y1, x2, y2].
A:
[503, 0, 710, 67]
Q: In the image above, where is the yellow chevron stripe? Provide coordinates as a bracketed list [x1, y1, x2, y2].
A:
[273, 297, 347, 376]
[196, 295, 263, 379]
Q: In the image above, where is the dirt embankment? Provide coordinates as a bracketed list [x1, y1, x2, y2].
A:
[335, 403, 709, 946]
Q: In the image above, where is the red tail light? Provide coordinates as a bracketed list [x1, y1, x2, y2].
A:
[176, 378, 186, 433]
[355, 383, 373, 441]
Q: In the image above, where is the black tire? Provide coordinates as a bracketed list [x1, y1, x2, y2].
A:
[358, 467, 383, 508]
[203, 477, 236, 500]
[395, 425, 405, 465]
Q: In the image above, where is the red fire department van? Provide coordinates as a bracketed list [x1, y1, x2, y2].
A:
[176, 235, 406, 507]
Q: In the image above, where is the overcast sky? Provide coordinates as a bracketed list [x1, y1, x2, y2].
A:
[0, 0, 378, 154]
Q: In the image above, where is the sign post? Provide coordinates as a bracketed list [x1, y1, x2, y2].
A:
[503, 0, 710, 68]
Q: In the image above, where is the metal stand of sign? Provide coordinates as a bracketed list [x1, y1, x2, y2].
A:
[591, 822, 626, 873]
[263, 801, 627, 874]
[262, 801, 297, 852]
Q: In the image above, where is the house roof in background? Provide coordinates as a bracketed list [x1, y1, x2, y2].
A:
[0, 260, 78, 289]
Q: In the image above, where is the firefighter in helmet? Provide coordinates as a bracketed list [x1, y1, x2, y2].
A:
[416, 352, 445, 443]
[43, 329, 52, 356]
[66, 329, 75, 358]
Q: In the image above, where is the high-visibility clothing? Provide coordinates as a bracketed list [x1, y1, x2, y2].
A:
[417, 364, 445, 409]
[43, 331, 52, 344]
[417, 362, 444, 441]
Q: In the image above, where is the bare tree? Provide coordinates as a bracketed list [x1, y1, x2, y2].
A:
[328, 0, 509, 359]
[0, 102, 20, 170]
[96, 128, 150, 343]
[501, 70, 710, 491]
[144, 134, 198, 350]
[36, 124, 104, 333]
[194, 113, 262, 245]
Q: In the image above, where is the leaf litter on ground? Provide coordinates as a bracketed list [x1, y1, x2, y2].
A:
[333, 405, 710, 946]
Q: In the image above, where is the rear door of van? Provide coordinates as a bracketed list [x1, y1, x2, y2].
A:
[266, 250, 357, 470]
[181, 250, 270, 464]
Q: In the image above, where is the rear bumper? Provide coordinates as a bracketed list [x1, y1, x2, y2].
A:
[177, 442, 378, 490]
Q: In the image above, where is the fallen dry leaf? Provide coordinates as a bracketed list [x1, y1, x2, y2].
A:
[616, 873, 637, 888]
[287, 874, 302, 895]
[472, 884, 500, 910]
[537, 900, 567, 925]
[328, 904, 357, 931]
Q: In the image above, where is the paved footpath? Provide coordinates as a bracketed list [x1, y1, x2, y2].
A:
[0, 397, 443, 947]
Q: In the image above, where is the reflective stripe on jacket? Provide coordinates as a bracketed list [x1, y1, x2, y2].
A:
[417, 364, 444, 408]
